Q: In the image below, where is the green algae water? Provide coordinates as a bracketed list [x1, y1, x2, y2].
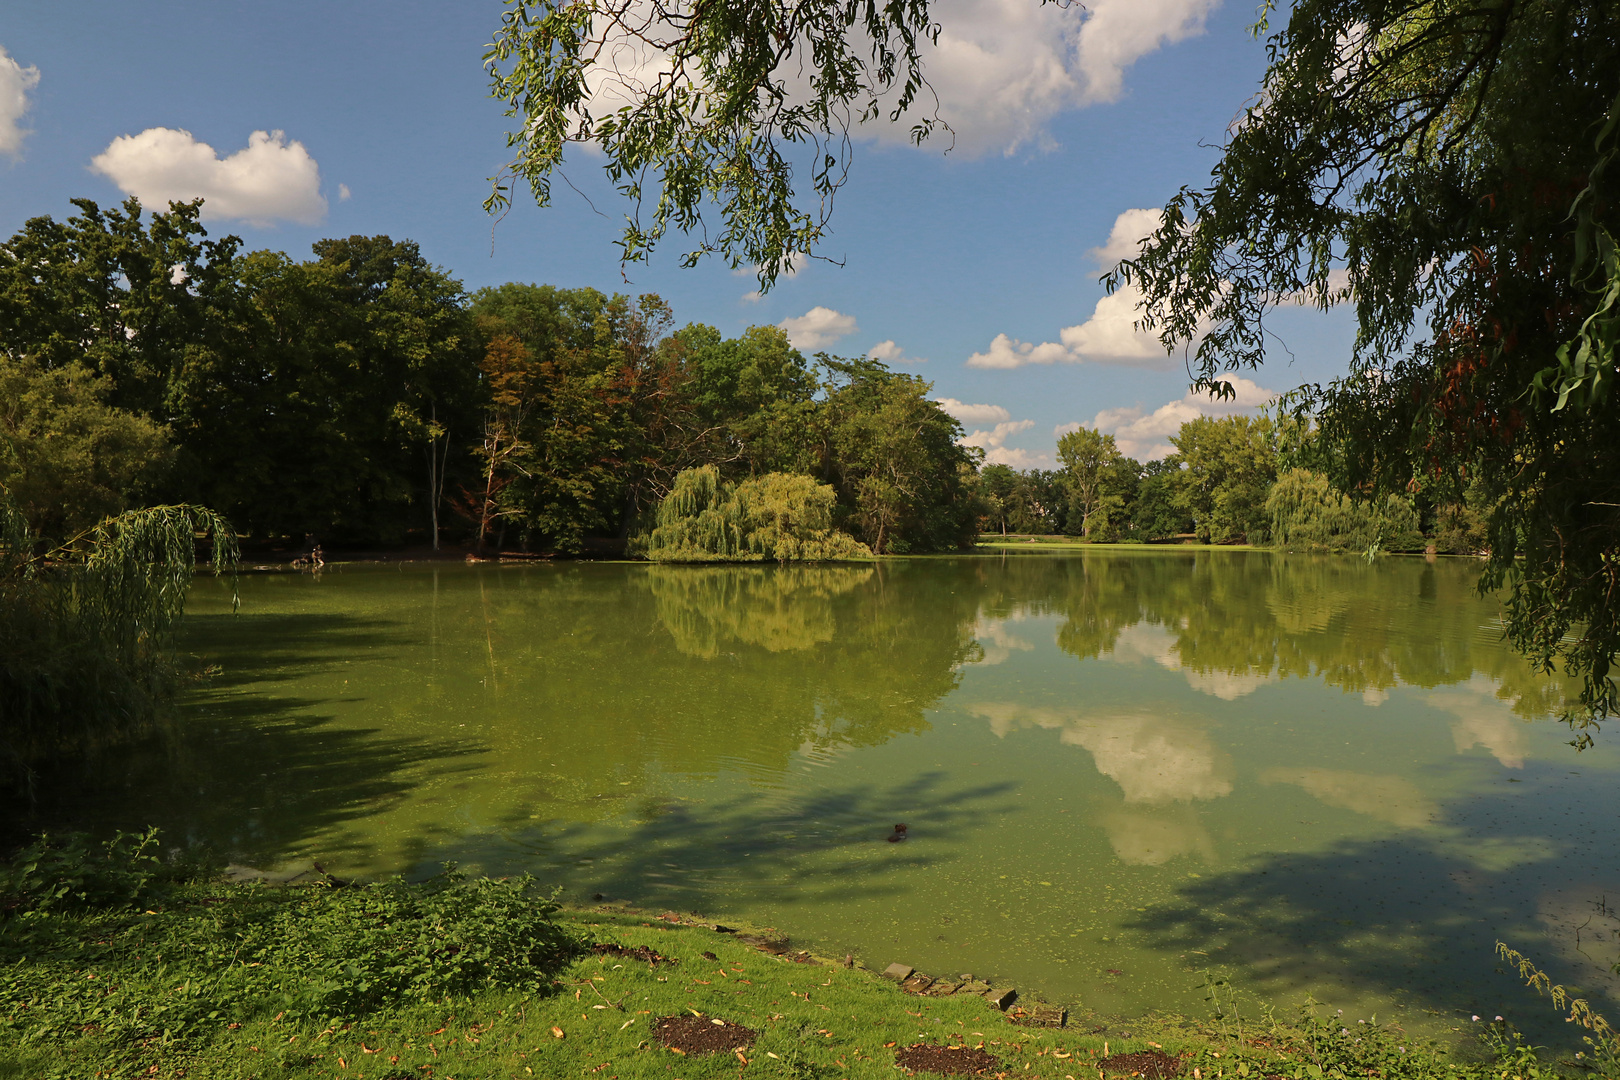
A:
[83, 552, 1620, 1037]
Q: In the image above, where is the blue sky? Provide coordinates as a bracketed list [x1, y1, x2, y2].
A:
[0, 0, 1354, 468]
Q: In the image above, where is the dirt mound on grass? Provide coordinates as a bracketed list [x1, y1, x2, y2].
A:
[895, 1042, 1002, 1074]
[590, 942, 677, 966]
[652, 1015, 757, 1055]
[1099, 1049, 1184, 1078]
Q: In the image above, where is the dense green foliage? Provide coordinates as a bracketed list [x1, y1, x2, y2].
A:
[1268, 468, 1424, 554]
[0, 498, 237, 783]
[0, 358, 172, 548]
[465, 288, 977, 553]
[1172, 416, 1278, 545]
[0, 201, 975, 556]
[1055, 427, 1134, 539]
[644, 466, 871, 562]
[0, 200, 482, 547]
[993, 414, 1446, 552]
[1112, 0, 1620, 737]
[0, 833, 579, 1072]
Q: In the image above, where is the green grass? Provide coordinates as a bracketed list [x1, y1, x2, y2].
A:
[0, 838, 1594, 1079]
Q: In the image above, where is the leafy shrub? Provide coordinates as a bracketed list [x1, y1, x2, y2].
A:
[0, 828, 163, 915]
[249, 866, 580, 1017]
[0, 852, 581, 1053]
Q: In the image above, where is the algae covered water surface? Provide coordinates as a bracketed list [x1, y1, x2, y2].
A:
[91, 552, 1620, 1036]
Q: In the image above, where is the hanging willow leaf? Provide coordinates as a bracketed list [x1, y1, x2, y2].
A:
[483, 0, 945, 292]
[1115, 0, 1620, 742]
[1, 499, 239, 781]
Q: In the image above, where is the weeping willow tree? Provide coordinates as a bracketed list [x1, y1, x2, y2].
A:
[0, 498, 238, 788]
[1266, 469, 1424, 554]
[644, 466, 872, 563]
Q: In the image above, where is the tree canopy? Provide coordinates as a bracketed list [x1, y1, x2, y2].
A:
[1110, 0, 1620, 739]
[483, 0, 944, 291]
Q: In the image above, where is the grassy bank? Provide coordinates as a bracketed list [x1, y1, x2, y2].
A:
[0, 836, 1601, 1079]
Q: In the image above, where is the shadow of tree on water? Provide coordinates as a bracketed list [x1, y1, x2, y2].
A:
[1125, 801, 1618, 1051]
[395, 771, 1020, 920]
[176, 611, 404, 688]
[10, 611, 489, 869]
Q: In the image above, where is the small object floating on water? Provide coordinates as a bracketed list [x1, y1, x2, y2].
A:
[887, 823, 909, 843]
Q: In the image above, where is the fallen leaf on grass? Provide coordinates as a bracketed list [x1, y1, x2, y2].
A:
[551, 1027, 566, 1039]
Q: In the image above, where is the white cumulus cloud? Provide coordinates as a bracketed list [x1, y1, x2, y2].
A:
[869, 339, 927, 364]
[1076, 374, 1278, 461]
[965, 285, 1175, 369]
[90, 128, 328, 226]
[1088, 207, 1162, 267]
[870, 0, 1221, 156]
[778, 306, 857, 351]
[1058, 284, 1175, 363]
[935, 398, 1011, 425]
[962, 418, 1046, 468]
[967, 209, 1200, 369]
[0, 44, 40, 158]
[571, 0, 1219, 161]
[965, 333, 1073, 369]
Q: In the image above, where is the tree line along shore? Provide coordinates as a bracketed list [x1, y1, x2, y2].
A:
[2, 197, 1489, 566]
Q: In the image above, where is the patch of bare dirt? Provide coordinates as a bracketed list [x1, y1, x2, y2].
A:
[1099, 1050, 1184, 1078]
[651, 1015, 757, 1055]
[590, 942, 677, 966]
[895, 1042, 1002, 1075]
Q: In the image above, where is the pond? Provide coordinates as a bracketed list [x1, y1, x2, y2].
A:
[78, 552, 1620, 1041]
